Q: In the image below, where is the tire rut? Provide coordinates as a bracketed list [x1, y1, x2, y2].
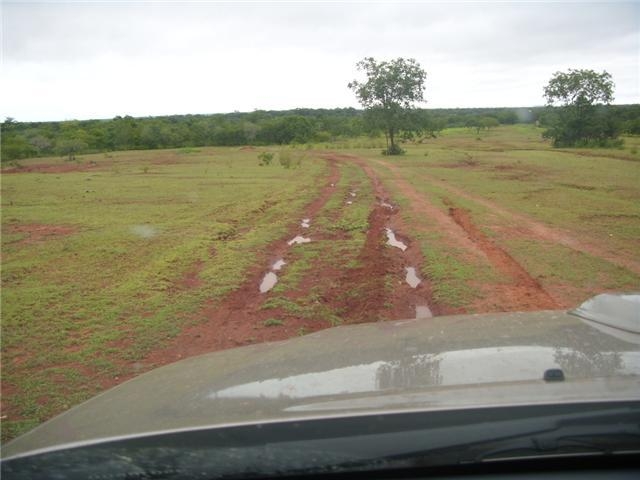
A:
[325, 153, 440, 320]
[143, 157, 341, 366]
[366, 155, 560, 312]
[449, 206, 558, 310]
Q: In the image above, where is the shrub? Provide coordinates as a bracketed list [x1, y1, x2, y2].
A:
[382, 143, 405, 155]
[258, 151, 274, 166]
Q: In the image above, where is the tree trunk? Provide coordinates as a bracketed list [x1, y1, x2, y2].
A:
[389, 128, 396, 153]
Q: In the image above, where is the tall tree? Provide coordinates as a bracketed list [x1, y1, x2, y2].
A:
[542, 69, 618, 147]
[348, 57, 426, 155]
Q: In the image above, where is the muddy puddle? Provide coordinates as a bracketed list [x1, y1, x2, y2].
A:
[405, 267, 421, 288]
[288, 236, 311, 246]
[259, 272, 278, 293]
[272, 259, 286, 270]
[415, 305, 433, 319]
[260, 259, 287, 293]
[385, 228, 407, 251]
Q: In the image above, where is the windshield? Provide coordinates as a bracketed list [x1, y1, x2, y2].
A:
[1, 0, 639, 472]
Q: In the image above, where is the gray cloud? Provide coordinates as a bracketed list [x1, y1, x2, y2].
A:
[2, 1, 638, 120]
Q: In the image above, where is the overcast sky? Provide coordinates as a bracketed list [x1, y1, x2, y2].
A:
[2, 1, 638, 122]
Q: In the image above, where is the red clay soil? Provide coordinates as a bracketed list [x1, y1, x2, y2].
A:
[449, 206, 559, 311]
[2, 162, 102, 174]
[4, 223, 77, 245]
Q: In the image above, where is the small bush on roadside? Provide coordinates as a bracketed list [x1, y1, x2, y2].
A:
[381, 144, 405, 155]
[258, 151, 274, 166]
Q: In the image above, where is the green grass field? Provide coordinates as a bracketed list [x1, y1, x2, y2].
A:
[2, 126, 639, 442]
[1, 147, 326, 440]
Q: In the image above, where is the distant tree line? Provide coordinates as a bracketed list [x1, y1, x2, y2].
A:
[2, 105, 639, 161]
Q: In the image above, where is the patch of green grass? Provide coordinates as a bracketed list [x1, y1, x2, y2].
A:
[506, 238, 640, 304]
[262, 318, 284, 327]
[421, 234, 484, 308]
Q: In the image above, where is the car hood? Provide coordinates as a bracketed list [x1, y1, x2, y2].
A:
[4, 305, 640, 458]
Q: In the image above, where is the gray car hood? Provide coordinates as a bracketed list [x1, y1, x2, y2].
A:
[4, 305, 640, 458]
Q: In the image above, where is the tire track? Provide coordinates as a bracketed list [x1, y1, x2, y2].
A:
[325, 153, 440, 320]
[143, 157, 341, 365]
[361, 155, 560, 312]
[449, 206, 558, 310]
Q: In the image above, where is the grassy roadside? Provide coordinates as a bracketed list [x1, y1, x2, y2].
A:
[1, 147, 325, 441]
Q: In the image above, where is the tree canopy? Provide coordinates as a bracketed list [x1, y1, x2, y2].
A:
[542, 69, 619, 147]
[348, 57, 426, 155]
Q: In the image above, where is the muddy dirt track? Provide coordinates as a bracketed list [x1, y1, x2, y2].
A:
[145, 153, 437, 366]
[144, 152, 570, 367]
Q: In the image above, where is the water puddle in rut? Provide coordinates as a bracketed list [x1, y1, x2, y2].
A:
[272, 259, 286, 271]
[260, 259, 287, 293]
[301, 218, 311, 228]
[385, 228, 407, 251]
[405, 267, 421, 288]
[288, 236, 311, 246]
[259, 272, 278, 293]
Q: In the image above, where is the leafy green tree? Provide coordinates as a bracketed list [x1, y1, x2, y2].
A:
[348, 57, 426, 155]
[542, 69, 618, 147]
[56, 138, 87, 161]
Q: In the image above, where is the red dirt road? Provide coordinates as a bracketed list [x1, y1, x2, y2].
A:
[144, 153, 442, 368]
